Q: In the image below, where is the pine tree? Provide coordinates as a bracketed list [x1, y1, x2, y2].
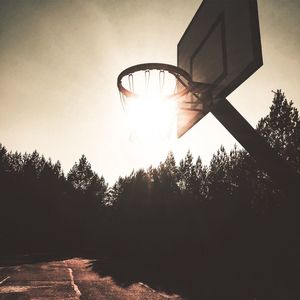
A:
[157, 151, 180, 195]
[0, 144, 9, 175]
[67, 155, 94, 191]
[23, 150, 45, 180]
[86, 174, 108, 206]
[207, 146, 231, 200]
[40, 159, 63, 188]
[257, 90, 300, 171]
[193, 156, 208, 200]
[178, 150, 195, 193]
[7, 151, 23, 174]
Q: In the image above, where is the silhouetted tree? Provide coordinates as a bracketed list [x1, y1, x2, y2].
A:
[7, 151, 23, 174]
[87, 173, 107, 202]
[194, 156, 208, 201]
[257, 89, 300, 171]
[155, 151, 180, 202]
[23, 150, 45, 180]
[207, 146, 231, 200]
[0, 144, 10, 181]
[178, 150, 195, 194]
[67, 155, 94, 191]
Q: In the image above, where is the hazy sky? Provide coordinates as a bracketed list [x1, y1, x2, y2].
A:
[1, 0, 299, 184]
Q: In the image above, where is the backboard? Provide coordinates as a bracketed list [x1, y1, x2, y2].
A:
[177, 0, 263, 138]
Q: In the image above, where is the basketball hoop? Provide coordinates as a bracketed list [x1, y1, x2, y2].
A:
[117, 63, 215, 140]
[117, 63, 191, 141]
[117, 63, 193, 104]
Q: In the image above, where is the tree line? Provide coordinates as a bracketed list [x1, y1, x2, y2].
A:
[0, 90, 300, 298]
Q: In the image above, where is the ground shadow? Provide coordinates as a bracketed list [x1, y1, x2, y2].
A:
[90, 220, 300, 300]
[90, 240, 261, 300]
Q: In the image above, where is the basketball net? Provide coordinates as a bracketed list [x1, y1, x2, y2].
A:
[119, 68, 185, 143]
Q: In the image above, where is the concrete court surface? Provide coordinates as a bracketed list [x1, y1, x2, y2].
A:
[0, 258, 182, 300]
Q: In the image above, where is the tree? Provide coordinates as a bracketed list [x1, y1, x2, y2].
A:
[0, 144, 9, 175]
[207, 146, 231, 200]
[23, 150, 45, 180]
[193, 156, 208, 201]
[156, 151, 180, 196]
[178, 150, 195, 193]
[87, 173, 108, 203]
[39, 159, 64, 192]
[7, 151, 24, 175]
[67, 155, 94, 191]
[257, 90, 300, 172]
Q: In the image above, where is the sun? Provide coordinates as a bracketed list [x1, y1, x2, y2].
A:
[124, 95, 178, 169]
[121, 68, 179, 145]
[125, 96, 177, 143]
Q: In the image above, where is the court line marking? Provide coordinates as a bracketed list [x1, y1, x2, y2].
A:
[0, 276, 10, 285]
[68, 268, 81, 298]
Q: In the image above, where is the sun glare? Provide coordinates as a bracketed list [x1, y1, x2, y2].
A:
[123, 69, 178, 144]
[126, 96, 177, 143]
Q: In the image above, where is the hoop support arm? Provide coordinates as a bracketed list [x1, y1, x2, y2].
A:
[210, 98, 300, 205]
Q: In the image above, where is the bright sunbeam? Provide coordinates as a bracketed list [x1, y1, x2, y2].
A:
[126, 96, 177, 143]
[122, 69, 178, 145]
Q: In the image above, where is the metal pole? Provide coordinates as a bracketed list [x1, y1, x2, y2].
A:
[210, 98, 300, 205]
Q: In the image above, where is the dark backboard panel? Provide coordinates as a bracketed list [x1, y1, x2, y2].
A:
[177, 0, 262, 138]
